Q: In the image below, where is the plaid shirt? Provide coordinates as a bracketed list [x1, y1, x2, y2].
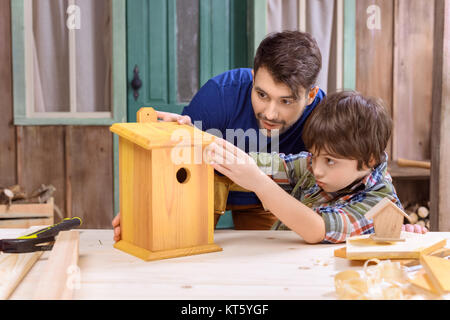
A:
[250, 151, 403, 244]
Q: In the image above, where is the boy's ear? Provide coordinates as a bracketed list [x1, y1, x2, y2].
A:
[307, 86, 319, 104]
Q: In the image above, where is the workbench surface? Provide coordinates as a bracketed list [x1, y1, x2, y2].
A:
[4, 229, 450, 300]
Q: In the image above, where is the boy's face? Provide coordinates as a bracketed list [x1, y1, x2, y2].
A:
[251, 67, 318, 137]
[310, 148, 372, 193]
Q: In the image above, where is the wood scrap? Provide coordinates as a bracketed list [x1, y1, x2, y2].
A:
[404, 202, 431, 229]
[419, 255, 450, 295]
[345, 232, 446, 260]
[34, 230, 80, 300]
[0, 227, 44, 300]
[0, 184, 55, 205]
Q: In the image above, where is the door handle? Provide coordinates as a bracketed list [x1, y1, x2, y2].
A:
[131, 65, 142, 101]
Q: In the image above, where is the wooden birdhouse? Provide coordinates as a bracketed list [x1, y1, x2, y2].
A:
[110, 107, 222, 261]
[365, 197, 412, 242]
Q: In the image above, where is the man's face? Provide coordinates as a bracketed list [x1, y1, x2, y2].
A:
[310, 148, 372, 193]
[251, 67, 317, 137]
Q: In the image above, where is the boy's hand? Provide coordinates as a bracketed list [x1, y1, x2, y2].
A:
[205, 138, 267, 192]
[156, 111, 192, 126]
[112, 213, 121, 241]
[402, 223, 428, 234]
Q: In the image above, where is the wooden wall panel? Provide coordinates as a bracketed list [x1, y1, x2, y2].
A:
[16, 126, 66, 220]
[66, 127, 113, 229]
[392, 0, 434, 161]
[355, 0, 394, 156]
[0, 0, 17, 187]
[430, 0, 450, 231]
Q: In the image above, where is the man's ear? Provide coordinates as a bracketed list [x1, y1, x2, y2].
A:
[307, 86, 319, 104]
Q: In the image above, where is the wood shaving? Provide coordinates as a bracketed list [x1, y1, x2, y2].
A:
[334, 259, 443, 300]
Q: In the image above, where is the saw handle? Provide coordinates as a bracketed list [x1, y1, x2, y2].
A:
[18, 217, 82, 240]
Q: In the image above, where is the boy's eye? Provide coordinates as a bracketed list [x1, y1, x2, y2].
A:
[281, 99, 293, 105]
[326, 158, 335, 165]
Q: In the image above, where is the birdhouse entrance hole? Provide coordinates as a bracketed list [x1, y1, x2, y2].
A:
[176, 168, 190, 184]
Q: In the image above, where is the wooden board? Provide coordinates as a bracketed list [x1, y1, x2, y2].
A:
[410, 269, 439, 295]
[430, 0, 450, 232]
[66, 126, 113, 228]
[392, 0, 435, 161]
[0, 228, 44, 300]
[345, 232, 447, 260]
[0, 198, 54, 228]
[34, 230, 79, 300]
[419, 254, 450, 295]
[355, 0, 394, 157]
[16, 126, 65, 222]
[0, 0, 16, 187]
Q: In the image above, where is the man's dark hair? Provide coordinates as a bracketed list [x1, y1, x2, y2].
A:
[302, 91, 392, 170]
[253, 31, 322, 99]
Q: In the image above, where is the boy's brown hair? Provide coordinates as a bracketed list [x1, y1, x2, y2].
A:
[253, 31, 322, 100]
[302, 91, 392, 170]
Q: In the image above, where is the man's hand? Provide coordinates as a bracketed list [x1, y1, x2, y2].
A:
[402, 223, 428, 234]
[112, 213, 121, 242]
[156, 111, 192, 126]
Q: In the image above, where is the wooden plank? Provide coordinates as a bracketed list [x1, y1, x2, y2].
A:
[6, 230, 450, 300]
[0, 0, 17, 187]
[355, 0, 394, 157]
[0, 197, 54, 228]
[430, 0, 450, 232]
[345, 232, 447, 260]
[0, 228, 43, 300]
[66, 127, 113, 228]
[16, 126, 66, 221]
[420, 254, 450, 295]
[392, 0, 434, 161]
[34, 231, 79, 300]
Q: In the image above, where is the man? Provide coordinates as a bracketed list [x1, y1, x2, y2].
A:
[113, 31, 324, 240]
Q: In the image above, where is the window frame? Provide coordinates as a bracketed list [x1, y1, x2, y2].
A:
[11, 0, 127, 125]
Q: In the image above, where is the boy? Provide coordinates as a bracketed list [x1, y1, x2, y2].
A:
[207, 91, 427, 244]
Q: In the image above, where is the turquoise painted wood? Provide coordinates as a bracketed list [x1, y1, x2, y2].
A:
[343, 0, 356, 90]
[125, 0, 258, 228]
[247, 0, 267, 63]
[127, 0, 252, 122]
[126, 0, 180, 122]
[11, 0, 127, 126]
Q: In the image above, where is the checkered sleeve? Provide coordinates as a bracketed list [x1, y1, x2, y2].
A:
[316, 191, 402, 243]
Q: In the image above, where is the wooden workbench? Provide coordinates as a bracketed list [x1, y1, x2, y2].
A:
[4, 229, 450, 300]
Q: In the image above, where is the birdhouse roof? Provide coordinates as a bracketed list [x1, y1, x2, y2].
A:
[365, 197, 412, 222]
[110, 122, 215, 150]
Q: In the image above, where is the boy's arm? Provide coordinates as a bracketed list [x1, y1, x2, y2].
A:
[313, 192, 401, 243]
[248, 151, 310, 194]
[253, 175, 326, 243]
[208, 139, 325, 243]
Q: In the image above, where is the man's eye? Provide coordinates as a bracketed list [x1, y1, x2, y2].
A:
[281, 99, 293, 105]
[327, 158, 335, 165]
[257, 91, 267, 99]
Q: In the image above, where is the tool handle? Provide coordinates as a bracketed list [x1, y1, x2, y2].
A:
[19, 217, 82, 240]
[397, 158, 431, 169]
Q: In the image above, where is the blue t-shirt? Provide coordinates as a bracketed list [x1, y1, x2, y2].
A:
[182, 68, 325, 205]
